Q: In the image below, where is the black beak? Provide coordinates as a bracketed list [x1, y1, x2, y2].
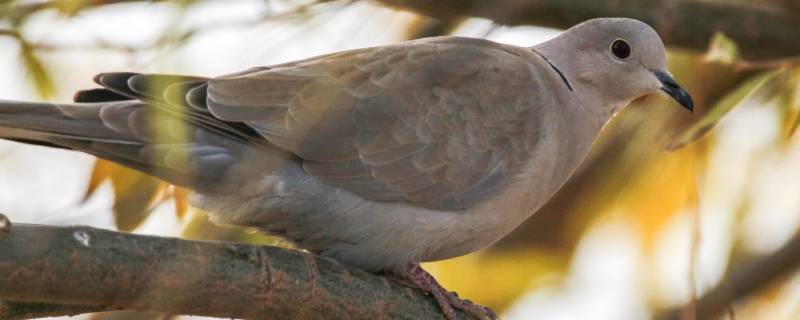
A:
[653, 70, 693, 112]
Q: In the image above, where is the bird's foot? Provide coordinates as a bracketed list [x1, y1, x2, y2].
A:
[391, 263, 498, 320]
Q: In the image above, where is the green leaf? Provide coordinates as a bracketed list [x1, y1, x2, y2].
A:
[667, 71, 781, 150]
[19, 44, 55, 99]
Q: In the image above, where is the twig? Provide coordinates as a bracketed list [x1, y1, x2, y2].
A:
[658, 231, 800, 320]
[680, 177, 704, 320]
[0, 29, 19, 38]
[735, 57, 800, 71]
[0, 301, 109, 320]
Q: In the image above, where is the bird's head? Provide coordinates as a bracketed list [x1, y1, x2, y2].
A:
[534, 18, 693, 114]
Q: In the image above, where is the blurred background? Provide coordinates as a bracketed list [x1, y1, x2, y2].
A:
[0, 0, 799, 319]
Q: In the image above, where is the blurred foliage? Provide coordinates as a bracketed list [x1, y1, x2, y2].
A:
[667, 71, 779, 151]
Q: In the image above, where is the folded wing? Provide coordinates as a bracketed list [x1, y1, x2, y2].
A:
[207, 37, 546, 210]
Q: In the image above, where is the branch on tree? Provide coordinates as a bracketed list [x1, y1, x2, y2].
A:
[0, 301, 109, 320]
[374, 0, 800, 61]
[9, 0, 799, 61]
[0, 215, 467, 320]
[0, 30, 19, 38]
[657, 232, 800, 320]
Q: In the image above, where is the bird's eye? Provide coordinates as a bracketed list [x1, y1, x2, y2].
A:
[610, 39, 631, 60]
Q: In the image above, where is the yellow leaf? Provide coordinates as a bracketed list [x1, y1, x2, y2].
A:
[623, 146, 701, 249]
[83, 159, 117, 201]
[19, 44, 55, 99]
[172, 187, 190, 219]
[782, 68, 800, 139]
[426, 249, 567, 313]
[110, 166, 163, 231]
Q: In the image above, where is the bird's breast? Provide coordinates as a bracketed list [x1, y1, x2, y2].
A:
[453, 107, 594, 248]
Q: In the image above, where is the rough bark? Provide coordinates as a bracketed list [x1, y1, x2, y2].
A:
[0, 220, 466, 320]
[375, 0, 800, 61]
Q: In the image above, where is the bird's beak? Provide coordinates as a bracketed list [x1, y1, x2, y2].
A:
[652, 70, 694, 112]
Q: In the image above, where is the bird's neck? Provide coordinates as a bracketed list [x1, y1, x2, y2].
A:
[532, 39, 627, 147]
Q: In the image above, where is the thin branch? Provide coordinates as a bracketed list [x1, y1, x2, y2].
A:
[0, 301, 109, 320]
[658, 232, 800, 320]
[0, 216, 468, 320]
[374, 0, 800, 61]
[0, 29, 19, 38]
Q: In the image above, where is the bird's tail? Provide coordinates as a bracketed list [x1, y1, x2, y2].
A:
[0, 100, 182, 185]
[0, 100, 116, 148]
[0, 72, 291, 192]
[0, 98, 254, 192]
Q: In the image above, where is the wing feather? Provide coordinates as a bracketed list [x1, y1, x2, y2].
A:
[207, 37, 547, 210]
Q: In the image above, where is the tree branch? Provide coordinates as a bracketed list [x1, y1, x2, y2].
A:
[11, 0, 798, 61]
[0, 301, 108, 320]
[374, 0, 800, 61]
[657, 232, 800, 320]
[0, 217, 466, 320]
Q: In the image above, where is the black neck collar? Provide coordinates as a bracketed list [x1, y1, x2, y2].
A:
[531, 49, 573, 92]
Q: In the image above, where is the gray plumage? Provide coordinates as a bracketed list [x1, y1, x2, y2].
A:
[0, 18, 692, 274]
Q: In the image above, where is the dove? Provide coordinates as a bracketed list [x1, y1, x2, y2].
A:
[0, 18, 691, 320]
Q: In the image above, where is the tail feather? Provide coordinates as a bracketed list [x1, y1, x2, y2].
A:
[0, 99, 250, 193]
[0, 72, 289, 193]
[0, 126, 69, 149]
[73, 88, 130, 103]
[0, 101, 136, 143]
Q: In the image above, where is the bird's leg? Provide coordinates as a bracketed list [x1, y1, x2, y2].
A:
[390, 263, 498, 320]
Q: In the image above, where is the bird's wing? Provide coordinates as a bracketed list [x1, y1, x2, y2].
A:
[207, 37, 550, 210]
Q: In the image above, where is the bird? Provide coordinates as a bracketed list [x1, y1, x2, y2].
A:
[0, 18, 692, 320]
